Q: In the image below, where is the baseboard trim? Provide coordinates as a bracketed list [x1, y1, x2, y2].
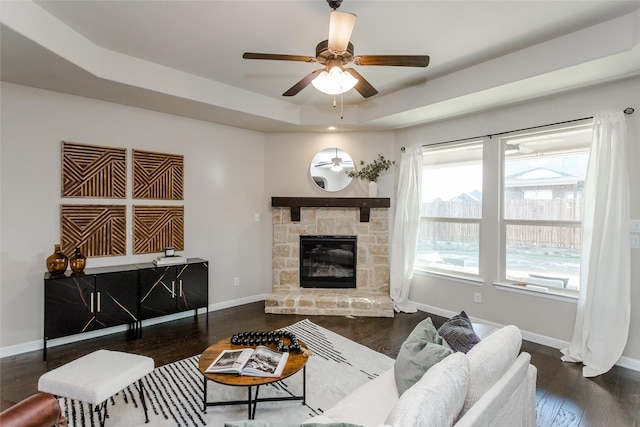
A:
[0, 295, 270, 358]
[616, 355, 640, 372]
[413, 301, 640, 373]
[209, 294, 269, 312]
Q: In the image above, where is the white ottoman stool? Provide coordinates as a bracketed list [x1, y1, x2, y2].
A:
[38, 349, 154, 426]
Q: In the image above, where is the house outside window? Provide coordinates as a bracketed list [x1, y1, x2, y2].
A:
[415, 141, 483, 277]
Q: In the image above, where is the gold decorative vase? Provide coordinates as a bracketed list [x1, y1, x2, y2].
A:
[69, 247, 86, 274]
[46, 244, 68, 275]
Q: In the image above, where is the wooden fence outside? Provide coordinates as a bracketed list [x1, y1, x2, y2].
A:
[420, 199, 583, 248]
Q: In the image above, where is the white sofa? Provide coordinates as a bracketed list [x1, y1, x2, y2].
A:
[303, 324, 537, 427]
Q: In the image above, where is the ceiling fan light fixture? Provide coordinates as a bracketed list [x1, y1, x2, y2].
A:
[244, 1, 429, 100]
[312, 65, 358, 95]
[328, 11, 357, 54]
[330, 147, 344, 171]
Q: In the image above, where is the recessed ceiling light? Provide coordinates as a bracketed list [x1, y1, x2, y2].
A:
[327, 126, 337, 131]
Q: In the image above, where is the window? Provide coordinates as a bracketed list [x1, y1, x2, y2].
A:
[502, 123, 592, 291]
[415, 141, 483, 277]
[414, 121, 592, 295]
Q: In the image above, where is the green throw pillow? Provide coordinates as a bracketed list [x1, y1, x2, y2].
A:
[437, 311, 481, 353]
[394, 317, 454, 395]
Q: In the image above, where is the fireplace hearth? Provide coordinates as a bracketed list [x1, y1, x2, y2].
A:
[300, 235, 356, 289]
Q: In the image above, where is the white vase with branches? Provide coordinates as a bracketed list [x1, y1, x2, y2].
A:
[346, 154, 395, 197]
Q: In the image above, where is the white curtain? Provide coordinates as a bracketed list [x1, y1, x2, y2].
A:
[560, 112, 631, 377]
[390, 146, 423, 313]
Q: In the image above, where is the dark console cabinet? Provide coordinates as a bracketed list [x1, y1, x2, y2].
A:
[138, 259, 208, 320]
[44, 258, 208, 360]
[45, 266, 139, 339]
[44, 273, 95, 341]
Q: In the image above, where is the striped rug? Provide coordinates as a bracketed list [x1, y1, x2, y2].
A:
[59, 318, 394, 426]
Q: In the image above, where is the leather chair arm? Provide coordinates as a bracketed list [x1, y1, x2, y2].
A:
[0, 392, 63, 427]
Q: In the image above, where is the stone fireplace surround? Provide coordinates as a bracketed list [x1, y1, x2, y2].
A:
[267, 197, 394, 317]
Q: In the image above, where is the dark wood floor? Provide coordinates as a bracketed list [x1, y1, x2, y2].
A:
[1, 302, 638, 426]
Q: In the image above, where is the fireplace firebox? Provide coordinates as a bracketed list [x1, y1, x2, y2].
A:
[300, 235, 356, 289]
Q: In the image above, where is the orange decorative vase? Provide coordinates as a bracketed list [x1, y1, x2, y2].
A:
[46, 244, 68, 275]
[69, 247, 86, 274]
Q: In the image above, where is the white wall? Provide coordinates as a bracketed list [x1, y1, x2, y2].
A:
[0, 83, 267, 352]
[264, 132, 397, 199]
[395, 77, 640, 365]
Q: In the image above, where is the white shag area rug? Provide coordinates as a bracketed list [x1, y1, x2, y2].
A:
[59, 318, 394, 427]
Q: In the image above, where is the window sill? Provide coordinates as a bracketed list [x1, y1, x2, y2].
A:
[494, 281, 578, 302]
[414, 268, 484, 286]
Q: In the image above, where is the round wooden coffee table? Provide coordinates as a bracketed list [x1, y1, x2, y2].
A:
[198, 337, 308, 419]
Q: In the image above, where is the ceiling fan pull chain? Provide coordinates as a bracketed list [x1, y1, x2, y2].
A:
[340, 92, 344, 120]
[333, 95, 337, 108]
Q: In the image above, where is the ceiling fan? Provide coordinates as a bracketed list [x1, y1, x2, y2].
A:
[313, 148, 354, 171]
[242, 0, 430, 98]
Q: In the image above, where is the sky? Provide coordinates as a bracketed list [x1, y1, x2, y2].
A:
[421, 152, 588, 203]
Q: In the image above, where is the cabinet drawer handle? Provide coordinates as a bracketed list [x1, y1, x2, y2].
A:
[179, 280, 183, 297]
[97, 292, 101, 312]
[172, 281, 176, 298]
[90, 293, 94, 313]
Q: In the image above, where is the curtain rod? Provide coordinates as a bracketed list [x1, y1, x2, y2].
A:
[400, 107, 635, 151]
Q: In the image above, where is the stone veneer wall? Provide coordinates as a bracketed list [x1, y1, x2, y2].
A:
[266, 206, 394, 317]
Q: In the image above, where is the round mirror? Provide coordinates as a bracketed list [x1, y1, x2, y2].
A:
[309, 147, 355, 192]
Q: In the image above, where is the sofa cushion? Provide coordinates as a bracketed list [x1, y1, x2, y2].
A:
[393, 317, 453, 395]
[455, 353, 535, 427]
[438, 311, 481, 353]
[319, 368, 399, 427]
[460, 325, 522, 417]
[385, 352, 469, 427]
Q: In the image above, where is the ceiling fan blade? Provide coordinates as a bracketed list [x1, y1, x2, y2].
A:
[283, 69, 323, 96]
[328, 11, 356, 53]
[243, 53, 316, 62]
[344, 68, 378, 98]
[353, 55, 430, 67]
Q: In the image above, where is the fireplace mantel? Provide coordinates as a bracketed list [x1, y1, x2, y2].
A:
[271, 197, 390, 222]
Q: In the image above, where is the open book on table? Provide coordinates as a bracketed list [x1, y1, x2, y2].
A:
[205, 345, 289, 377]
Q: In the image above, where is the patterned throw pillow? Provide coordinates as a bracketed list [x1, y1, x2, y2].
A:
[437, 311, 481, 353]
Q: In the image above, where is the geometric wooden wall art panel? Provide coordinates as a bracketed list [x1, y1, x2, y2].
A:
[133, 205, 184, 254]
[61, 141, 127, 198]
[132, 150, 184, 200]
[60, 205, 126, 257]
